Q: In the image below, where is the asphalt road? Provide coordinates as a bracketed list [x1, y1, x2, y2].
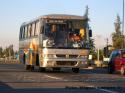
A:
[0, 62, 125, 93]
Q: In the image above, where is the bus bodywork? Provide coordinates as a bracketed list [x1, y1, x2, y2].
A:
[19, 14, 91, 73]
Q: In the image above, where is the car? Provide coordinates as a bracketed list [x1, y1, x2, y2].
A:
[108, 49, 125, 75]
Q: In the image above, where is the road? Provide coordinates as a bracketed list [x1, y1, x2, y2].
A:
[0, 62, 125, 93]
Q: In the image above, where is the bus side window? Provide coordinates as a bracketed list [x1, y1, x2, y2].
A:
[21, 27, 24, 39]
[28, 24, 32, 37]
[35, 21, 40, 36]
[23, 27, 25, 39]
[27, 25, 30, 37]
[34, 22, 36, 36]
[32, 23, 35, 36]
[20, 27, 22, 39]
[25, 26, 28, 38]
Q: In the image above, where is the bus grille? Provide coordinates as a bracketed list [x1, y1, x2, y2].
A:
[56, 61, 77, 66]
[56, 55, 66, 58]
[69, 55, 78, 58]
[56, 55, 78, 58]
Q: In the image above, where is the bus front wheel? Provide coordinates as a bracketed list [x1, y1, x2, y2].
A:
[25, 65, 30, 70]
[25, 65, 34, 71]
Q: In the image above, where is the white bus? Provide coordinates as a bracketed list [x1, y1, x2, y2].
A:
[19, 14, 92, 73]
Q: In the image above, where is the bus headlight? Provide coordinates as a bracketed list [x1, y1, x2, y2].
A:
[43, 48, 48, 54]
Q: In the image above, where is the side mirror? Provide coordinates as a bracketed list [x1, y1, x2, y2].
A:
[89, 29, 92, 37]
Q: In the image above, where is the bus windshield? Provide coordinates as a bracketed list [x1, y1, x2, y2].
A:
[43, 20, 87, 48]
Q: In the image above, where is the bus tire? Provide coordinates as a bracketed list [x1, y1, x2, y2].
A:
[120, 65, 125, 75]
[72, 68, 79, 73]
[25, 65, 30, 70]
[39, 67, 46, 72]
[26, 65, 34, 71]
[29, 65, 34, 71]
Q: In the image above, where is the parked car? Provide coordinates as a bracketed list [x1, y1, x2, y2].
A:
[108, 49, 125, 75]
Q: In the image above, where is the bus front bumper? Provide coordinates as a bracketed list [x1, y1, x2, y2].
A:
[40, 58, 87, 68]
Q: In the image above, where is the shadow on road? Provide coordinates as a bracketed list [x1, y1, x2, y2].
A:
[0, 82, 14, 93]
[80, 67, 108, 74]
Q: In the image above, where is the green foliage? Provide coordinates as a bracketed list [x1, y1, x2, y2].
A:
[0, 47, 3, 58]
[89, 38, 104, 60]
[89, 38, 97, 60]
[99, 49, 103, 60]
[112, 14, 125, 49]
[0, 45, 14, 58]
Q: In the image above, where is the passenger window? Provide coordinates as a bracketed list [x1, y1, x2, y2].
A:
[25, 26, 28, 38]
[32, 23, 35, 36]
[35, 21, 39, 36]
[20, 28, 22, 39]
[40, 26, 44, 34]
[23, 27, 25, 38]
[28, 25, 32, 37]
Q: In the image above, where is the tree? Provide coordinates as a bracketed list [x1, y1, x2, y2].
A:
[89, 38, 97, 60]
[0, 47, 3, 58]
[9, 45, 14, 57]
[2, 45, 14, 58]
[112, 14, 125, 49]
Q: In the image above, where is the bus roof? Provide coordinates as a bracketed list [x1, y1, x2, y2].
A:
[21, 14, 88, 26]
[42, 14, 86, 20]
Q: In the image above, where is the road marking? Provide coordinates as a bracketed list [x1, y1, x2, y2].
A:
[44, 75, 63, 80]
[82, 71, 119, 93]
[45, 71, 120, 93]
[99, 89, 119, 93]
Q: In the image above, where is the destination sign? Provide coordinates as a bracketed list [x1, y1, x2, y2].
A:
[46, 20, 65, 23]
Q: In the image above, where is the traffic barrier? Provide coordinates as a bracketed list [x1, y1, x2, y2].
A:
[0, 59, 19, 64]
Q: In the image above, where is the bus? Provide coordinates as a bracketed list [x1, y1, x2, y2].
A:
[19, 14, 92, 73]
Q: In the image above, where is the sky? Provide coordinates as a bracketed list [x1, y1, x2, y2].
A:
[0, 0, 123, 50]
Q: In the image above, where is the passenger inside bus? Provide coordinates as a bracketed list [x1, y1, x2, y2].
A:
[44, 22, 86, 48]
[54, 24, 67, 47]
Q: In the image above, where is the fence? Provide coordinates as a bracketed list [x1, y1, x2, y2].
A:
[0, 58, 19, 64]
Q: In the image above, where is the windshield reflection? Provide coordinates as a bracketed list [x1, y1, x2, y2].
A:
[43, 22, 87, 48]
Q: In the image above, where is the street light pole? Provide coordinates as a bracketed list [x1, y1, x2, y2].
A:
[122, 0, 124, 48]
[97, 48, 99, 61]
[96, 35, 101, 61]
[123, 0, 124, 35]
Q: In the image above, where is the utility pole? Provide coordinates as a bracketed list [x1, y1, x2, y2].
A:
[106, 38, 109, 57]
[97, 48, 99, 61]
[123, 0, 124, 35]
[96, 35, 101, 61]
[122, 0, 124, 48]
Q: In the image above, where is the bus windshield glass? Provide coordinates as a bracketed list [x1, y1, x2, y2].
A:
[43, 20, 87, 48]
